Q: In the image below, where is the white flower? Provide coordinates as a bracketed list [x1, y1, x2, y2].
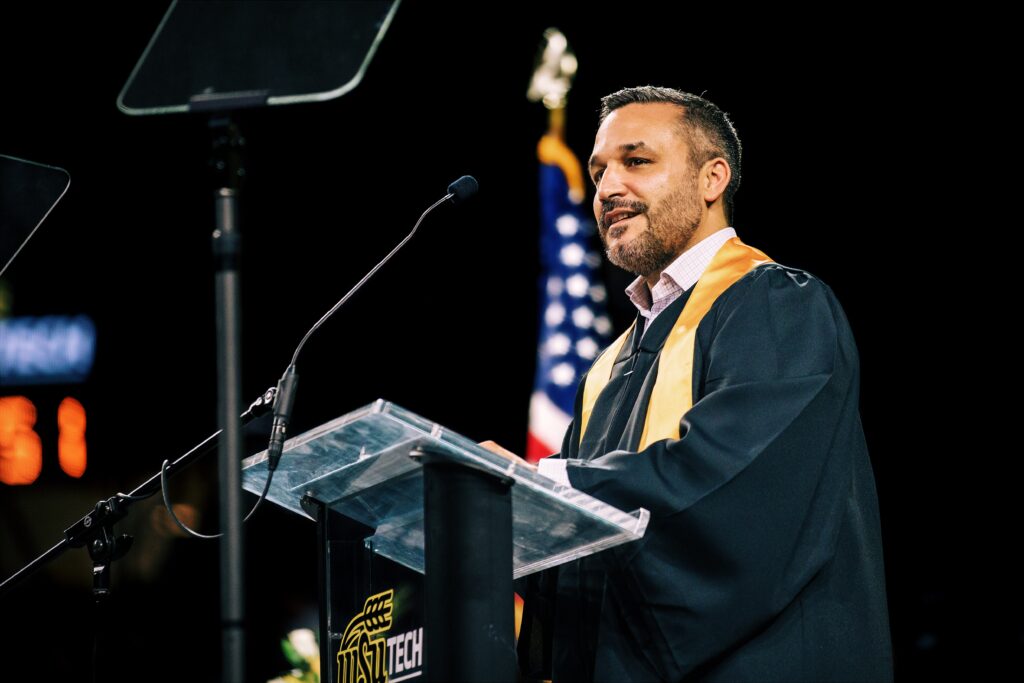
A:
[288, 628, 319, 660]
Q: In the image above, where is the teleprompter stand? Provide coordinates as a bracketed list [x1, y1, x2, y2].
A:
[116, 3, 401, 680]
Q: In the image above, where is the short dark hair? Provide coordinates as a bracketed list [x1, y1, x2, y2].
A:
[599, 86, 742, 220]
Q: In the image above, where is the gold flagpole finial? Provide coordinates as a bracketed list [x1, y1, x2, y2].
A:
[527, 28, 578, 114]
[528, 28, 584, 201]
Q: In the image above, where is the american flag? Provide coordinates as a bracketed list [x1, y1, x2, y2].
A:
[526, 135, 613, 462]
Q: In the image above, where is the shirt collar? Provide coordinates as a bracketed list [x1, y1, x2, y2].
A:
[625, 227, 737, 315]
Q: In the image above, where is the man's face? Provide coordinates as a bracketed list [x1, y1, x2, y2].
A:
[589, 102, 705, 278]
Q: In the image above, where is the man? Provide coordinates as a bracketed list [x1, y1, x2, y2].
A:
[491, 86, 892, 682]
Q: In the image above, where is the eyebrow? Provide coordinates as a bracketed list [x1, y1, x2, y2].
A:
[588, 141, 650, 174]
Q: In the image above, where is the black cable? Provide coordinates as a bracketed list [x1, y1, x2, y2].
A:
[159, 459, 273, 540]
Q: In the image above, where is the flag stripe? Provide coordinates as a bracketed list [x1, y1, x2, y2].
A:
[528, 134, 611, 463]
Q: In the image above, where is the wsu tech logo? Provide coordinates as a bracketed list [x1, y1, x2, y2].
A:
[337, 589, 424, 683]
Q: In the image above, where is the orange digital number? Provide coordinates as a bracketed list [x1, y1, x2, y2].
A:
[58, 397, 87, 478]
[0, 396, 43, 485]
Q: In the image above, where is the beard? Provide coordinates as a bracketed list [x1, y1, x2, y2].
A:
[599, 179, 703, 278]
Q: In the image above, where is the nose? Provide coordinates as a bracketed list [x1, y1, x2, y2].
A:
[595, 164, 627, 203]
[594, 164, 628, 224]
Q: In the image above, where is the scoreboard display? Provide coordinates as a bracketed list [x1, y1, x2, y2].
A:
[0, 314, 95, 486]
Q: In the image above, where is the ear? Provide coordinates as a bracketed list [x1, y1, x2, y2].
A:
[701, 158, 731, 205]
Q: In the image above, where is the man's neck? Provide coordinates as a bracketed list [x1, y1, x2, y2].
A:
[644, 217, 729, 288]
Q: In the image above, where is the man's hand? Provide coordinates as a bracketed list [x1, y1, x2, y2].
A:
[478, 440, 538, 472]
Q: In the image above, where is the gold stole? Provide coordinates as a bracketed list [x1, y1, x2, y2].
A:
[580, 237, 773, 450]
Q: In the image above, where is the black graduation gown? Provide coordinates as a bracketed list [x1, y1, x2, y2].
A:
[518, 263, 893, 682]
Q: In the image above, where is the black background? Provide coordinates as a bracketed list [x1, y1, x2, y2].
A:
[0, 2, 1017, 681]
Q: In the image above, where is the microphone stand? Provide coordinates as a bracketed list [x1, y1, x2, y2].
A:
[0, 388, 274, 681]
[0, 388, 276, 603]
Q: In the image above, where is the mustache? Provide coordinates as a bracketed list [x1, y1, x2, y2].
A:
[599, 199, 648, 231]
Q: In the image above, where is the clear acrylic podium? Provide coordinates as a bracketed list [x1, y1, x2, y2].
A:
[241, 400, 649, 682]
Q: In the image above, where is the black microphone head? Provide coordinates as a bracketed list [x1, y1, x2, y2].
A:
[447, 175, 479, 205]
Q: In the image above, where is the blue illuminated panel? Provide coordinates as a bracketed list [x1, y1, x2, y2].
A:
[0, 315, 96, 385]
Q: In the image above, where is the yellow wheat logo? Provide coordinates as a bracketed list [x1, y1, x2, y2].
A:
[337, 589, 394, 683]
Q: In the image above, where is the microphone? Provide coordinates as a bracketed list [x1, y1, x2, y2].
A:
[447, 175, 479, 206]
[265, 176, 478, 471]
[267, 364, 298, 472]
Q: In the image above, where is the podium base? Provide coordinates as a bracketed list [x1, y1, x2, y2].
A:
[423, 460, 516, 683]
